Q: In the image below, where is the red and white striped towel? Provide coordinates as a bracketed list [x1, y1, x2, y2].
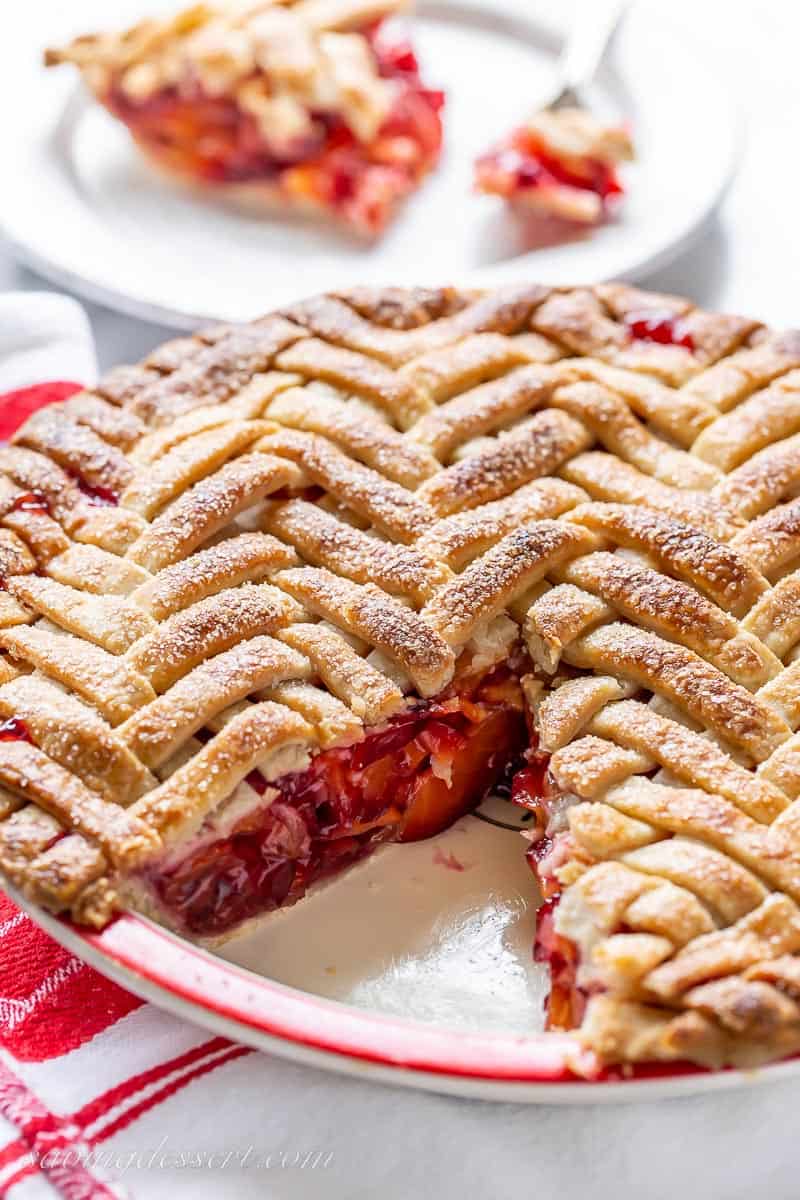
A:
[0, 892, 253, 1199]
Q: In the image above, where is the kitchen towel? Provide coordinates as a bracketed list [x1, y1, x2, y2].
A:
[1, 291, 800, 1200]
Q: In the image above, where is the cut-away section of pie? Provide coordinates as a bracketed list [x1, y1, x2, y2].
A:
[45, 0, 444, 237]
[145, 661, 528, 936]
[5, 280, 800, 1076]
[475, 107, 634, 224]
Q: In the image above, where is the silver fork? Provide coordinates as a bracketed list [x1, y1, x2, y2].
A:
[543, 0, 631, 112]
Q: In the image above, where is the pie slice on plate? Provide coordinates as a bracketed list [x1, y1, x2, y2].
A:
[4, 280, 800, 1076]
[45, 0, 444, 237]
[475, 107, 634, 224]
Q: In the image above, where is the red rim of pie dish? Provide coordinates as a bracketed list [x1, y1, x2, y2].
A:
[84, 909, 587, 1083]
[4, 902, 784, 1099]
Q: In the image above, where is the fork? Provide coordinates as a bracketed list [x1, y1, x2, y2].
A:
[543, 0, 631, 112]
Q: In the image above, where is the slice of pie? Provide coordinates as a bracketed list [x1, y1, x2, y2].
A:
[45, 0, 444, 237]
[475, 108, 634, 224]
[4, 280, 800, 1075]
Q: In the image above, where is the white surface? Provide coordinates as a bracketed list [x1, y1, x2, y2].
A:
[2, 0, 800, 1194]
[0, 0, 737, 327]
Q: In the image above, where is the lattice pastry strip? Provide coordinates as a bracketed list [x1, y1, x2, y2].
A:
[547, 552, 781, 690]
[265, 385, 440, 487]
[263, 498, 451, 603]
[127, 371, 301, 464]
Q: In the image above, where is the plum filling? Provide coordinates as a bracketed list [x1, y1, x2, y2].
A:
[511, 758, 587, 1029]
[104, 31, 443, 235]
[475, 128, 624, 212]
[533, 894, 585, 1029]
[148, 666, 527, 936]
[623, 309, 695, 350]
[510, 756, 554, 837]
[73, 479, 120, 507]
[11, 490, 52, 515]
[57, 476, 120, 507]
[0, 716, 33, 744]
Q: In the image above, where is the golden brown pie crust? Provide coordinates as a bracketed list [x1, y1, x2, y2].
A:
[3, 281, 800, 1072]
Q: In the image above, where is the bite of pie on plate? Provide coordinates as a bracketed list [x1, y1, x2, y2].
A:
[44, 0, 444, 237]
[475, 107, 634, 225]
[4, 280, 800, 1075]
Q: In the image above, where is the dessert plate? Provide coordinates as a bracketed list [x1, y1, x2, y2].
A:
[0, 0, 738, 329]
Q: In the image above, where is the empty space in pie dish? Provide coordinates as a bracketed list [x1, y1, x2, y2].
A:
[214, 815, 548, 1036]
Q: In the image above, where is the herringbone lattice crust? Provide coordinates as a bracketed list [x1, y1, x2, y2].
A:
[3, 281, 800, 1072]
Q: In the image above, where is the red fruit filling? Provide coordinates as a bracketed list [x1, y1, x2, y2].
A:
[475, 128, 624, 209]
[104, 29, 443, 235]
[510, 758, 587, 1030]
[0, 716, 33, 744]
[533, 894, 585, 1029]
[510, 755, 554, 837]
[73, 478, 120, 507]
[11, 490, 52, 516]
[149, 666, 527, 936]
[624, 309, 695, 351]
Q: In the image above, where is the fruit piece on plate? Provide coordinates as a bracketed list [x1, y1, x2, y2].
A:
[475, 106, 634, 224]
[45, 0, 445, 238]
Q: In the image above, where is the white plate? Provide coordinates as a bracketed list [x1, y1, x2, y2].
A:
[0, 0, 739, 329]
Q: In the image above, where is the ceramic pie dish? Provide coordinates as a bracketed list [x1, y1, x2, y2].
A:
[4, 281, 800, 1098]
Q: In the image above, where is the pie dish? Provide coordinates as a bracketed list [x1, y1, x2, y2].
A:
[44, 0, 444, 237]
[475, 108, 634, 224]
[3, 281, 800, 1077]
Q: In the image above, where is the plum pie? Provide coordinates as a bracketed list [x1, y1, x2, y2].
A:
[5, 281, 800, 1074]
[475, 107, 634, 225]
[45, 0, 444, 237]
